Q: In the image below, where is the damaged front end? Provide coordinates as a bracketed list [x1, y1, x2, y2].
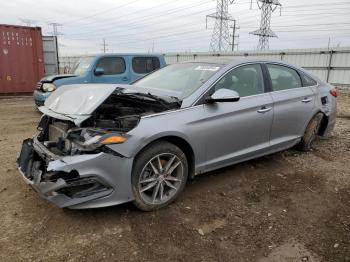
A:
[17, 136, 118, 208]
[17, 85, 181, 208]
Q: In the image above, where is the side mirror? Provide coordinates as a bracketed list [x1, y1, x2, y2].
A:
[205, 88, 240, 103]
[94, 67, 105, 76]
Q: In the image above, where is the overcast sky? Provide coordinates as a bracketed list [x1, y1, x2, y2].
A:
[1, 0, 350, 55]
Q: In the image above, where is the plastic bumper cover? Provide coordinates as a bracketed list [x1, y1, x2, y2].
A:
[17, 138, 134, 209]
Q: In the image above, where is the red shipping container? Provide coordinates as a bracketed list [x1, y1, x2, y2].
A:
[0, 24, 45, 94]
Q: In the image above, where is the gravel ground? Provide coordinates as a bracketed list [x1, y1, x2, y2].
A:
[0, 90, 349, 262]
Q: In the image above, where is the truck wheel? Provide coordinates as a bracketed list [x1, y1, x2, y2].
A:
[131, 141, 188, 211]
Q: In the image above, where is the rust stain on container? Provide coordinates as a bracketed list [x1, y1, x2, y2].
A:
[0, 24, 45, 94]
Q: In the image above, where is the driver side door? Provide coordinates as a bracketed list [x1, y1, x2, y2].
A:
[199, 63, 274, 171]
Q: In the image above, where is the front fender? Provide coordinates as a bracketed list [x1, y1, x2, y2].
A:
[107, 130, 192, 159]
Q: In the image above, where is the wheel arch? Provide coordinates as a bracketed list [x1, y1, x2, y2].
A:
[303, 110, 328, 136]
[133, 135, 196, 180]
[318, 112, 329, 136]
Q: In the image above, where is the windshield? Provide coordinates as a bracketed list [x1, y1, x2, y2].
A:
[133, 63, 222, 99]
[70, 57, 94, 75]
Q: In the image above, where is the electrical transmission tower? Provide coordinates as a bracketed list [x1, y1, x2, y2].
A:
[250, 0, 281, 50]
[48, 22, 63, 36]
[206, 0, 235, 52]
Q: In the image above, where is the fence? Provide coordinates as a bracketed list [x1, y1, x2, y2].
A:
[164, 48, 350, 87]
[59, 47, 350, 87]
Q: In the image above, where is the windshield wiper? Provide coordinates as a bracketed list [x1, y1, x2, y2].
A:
[127, 92, 173, 109]
[146, 92, 174, 109]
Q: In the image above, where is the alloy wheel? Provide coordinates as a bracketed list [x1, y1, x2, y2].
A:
[138, 153, 184, 205]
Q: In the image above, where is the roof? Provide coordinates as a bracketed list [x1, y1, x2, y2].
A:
[78, 53, 165, 58]
[181, 57, 285, 65]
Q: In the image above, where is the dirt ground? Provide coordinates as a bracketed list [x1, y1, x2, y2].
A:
[0, 90, 349, 262]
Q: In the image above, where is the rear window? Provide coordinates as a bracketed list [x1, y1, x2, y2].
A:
[300, 72, 318, 87]
[132, 57, 161, 74]
[267, 64, 302, 91]
[96, 57, 126, 75]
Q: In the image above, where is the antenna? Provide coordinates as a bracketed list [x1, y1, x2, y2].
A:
[206, 0, 236, 52]
[250, 0, 281, 50]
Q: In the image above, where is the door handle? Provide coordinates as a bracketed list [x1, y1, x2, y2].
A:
[257, 106, 272, 113]
[122, 77, 129, 81]
[301, 98, 312, 103]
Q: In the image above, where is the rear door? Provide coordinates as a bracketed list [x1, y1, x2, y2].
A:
[130, 56, 161, 82]
[92, 56, 130, 84]
[265, 63, 316, 147]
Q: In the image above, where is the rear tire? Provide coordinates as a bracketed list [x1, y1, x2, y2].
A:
[297, 113, 323, 151]
[131, 141, 188, 211]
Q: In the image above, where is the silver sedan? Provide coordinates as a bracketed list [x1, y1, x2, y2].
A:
[17, 58, 337, 211]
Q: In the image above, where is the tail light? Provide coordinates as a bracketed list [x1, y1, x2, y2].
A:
[330, 87, 338, 98]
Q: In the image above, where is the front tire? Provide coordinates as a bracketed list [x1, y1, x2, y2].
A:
[297, 113, 323, 151]
[131, 141, 188, 211]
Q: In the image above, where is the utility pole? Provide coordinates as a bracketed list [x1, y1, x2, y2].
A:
[327, 37, 331, 50]
[101, 38, 108, 53]
[206, 0, 235, 52]
[230, 20, 239, 51]
[250, 0, 281, 50]
[48, 22, 63, 36]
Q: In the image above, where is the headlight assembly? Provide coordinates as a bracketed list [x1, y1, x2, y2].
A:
[42, 83, 57, 92]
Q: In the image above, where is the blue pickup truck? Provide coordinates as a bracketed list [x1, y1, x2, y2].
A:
[34, 53, 166, 106]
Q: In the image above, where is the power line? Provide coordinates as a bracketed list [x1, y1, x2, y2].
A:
[63, 0, 142, 24]
[66, 0, 207, 31]
[63, 1, 349, 39]
[56, 0, 350, 52]
[67, 6, 215, 40]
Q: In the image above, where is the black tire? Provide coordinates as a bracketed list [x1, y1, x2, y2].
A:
[297, 113, 323, 151]
[131, 141, 188, 211]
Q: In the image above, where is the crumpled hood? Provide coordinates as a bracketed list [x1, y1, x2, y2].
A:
[44, 84, 118, 116]
[40, 74, 77, 83]
[41, 83, 181, 125]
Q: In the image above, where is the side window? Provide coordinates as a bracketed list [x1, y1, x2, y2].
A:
[267, 64, 302, 91]
[96, 57, 126, 75]
[132, 57, 161, 74]
[213, 64, 264, 97]
[300, 72, 317, 87]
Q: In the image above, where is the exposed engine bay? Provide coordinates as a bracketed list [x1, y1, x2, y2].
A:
[37, 92, 181, 156]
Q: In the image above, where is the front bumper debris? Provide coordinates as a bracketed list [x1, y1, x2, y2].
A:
[17, 137, 134, 209]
